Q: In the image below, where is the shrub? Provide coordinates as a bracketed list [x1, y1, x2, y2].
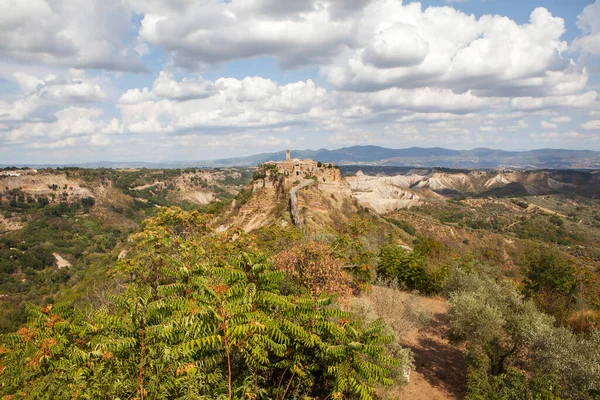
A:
[511, 198, 529, 209]
[520, 243, 580, 323]
[388, 218, 416, 236]
[549, 214, 563, 226]
[273, 241, 353, 299]
[376, 244, 447, 294]
[448, 272, 600, 399]
[234, 187, 253, 210]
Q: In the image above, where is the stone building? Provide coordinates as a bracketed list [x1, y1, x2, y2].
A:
[264, 150, 341, 182]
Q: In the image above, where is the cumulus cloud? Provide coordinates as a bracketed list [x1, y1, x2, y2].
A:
[152, 71, 217, 101]
[529, 131, 585, 141]
[581, 120, 600, 130]
[0, 0, 146, 71]
[5, 106, 120, 148]
[362, 23, 429, 68]
[541, 121, 558, 129]
[572, 0, 600, 55]
[428, 121, 470, 135]
[112, 71, 521, 137]
[135, 0, 355, 69]
[359, 87, 506, 114]
[320, 2, 580, 99]
[2, 0, 600, 159]
[0, 70, 106, 122]
[132, 0, 584, 102]
[511, 91, 598, 111]
[551, 116, 572, 123]
[117, 73, 329, 134]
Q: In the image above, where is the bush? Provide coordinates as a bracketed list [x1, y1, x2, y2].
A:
[273, 241, 353, 299]
[549, 214, 563, 226]
[80, 196, 96, 207]
[448, 272, 600, 399]
[377, 244, 447, 294]
[511, 198, 529, 209]
[233, 187, 253, 210]
[520, 244, 580, 323]
[388, 218, 416, 236]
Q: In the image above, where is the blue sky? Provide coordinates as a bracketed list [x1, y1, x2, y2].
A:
[1, 0, 599, 164]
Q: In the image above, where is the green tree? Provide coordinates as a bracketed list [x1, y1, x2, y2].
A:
[520, 244, 578, 323]
[376, 243, 448, 294]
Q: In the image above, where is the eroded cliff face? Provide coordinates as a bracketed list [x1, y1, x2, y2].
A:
[220, 169, 356, 232]
[217, 167, 600, 233]
[218, 176, 287, 232]
[346, 169, 600, 213]
[294, 178, 356, 230]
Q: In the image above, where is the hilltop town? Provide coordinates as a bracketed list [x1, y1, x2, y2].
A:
[263, 150, 342, 183]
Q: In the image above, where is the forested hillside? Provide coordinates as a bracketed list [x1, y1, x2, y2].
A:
[0, 167, 253, 332]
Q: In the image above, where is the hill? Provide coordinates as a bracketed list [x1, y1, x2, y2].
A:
[209, 146, 600, 169]
[4, 146, 600, 170]
[0, 167, 253, 332]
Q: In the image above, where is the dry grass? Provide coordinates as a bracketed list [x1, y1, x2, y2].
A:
[353, 282, 433, 338]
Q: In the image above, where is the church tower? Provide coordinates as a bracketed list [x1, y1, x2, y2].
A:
[286, 149, 291, 161]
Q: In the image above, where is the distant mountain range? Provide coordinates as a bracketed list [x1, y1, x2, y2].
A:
[4, 146, 600, 170]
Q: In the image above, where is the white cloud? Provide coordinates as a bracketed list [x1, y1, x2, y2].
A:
[0, 70, 106, 122]
[428, 121, 470, 135]
[529, 131, 585, 141]
[572, 0, 600, 55]
[362, 23, 429, 68]
[511, 91, 598, 111]
[320, 2, 580, 99]
[359, 87, 506, 114]
[504, 119, 529, 132]
[135, 0, 355, 69]
[130, 0, 585, 105]
[541, 121, 558, 129]
[152, 71, 217, 101]
[2, 0, 600, 159]
[6, 107, 121, 147]
[550, 116, 572, 123]
[395, 112, 478, 123]
[114, 71, 516, 137]
[0, 0, 145, 71]
[117, 73, 329, 134]
[581, 120, 600, 130]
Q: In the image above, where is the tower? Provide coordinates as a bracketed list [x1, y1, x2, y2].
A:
[286, 149, 290, 161]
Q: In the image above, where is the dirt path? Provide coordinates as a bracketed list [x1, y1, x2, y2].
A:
[289, 179, 315, 226]
[398, 296, 466, 400]
[363, 287, 467, 400]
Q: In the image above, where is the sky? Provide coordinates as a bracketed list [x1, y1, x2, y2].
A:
[1, 0, 600, 164]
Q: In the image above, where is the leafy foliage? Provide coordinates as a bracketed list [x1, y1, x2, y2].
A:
[376, 241, 449, 294]
[448, 270, 600, 399]
[0, 208, 409, 399]
[273, 241, 354, 299]
[520, 243, 600, 325]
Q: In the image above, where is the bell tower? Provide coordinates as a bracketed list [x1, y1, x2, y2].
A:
[286, 149, 291, 161]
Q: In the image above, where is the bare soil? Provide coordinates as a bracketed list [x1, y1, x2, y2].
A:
[398, 306, 467, 400]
